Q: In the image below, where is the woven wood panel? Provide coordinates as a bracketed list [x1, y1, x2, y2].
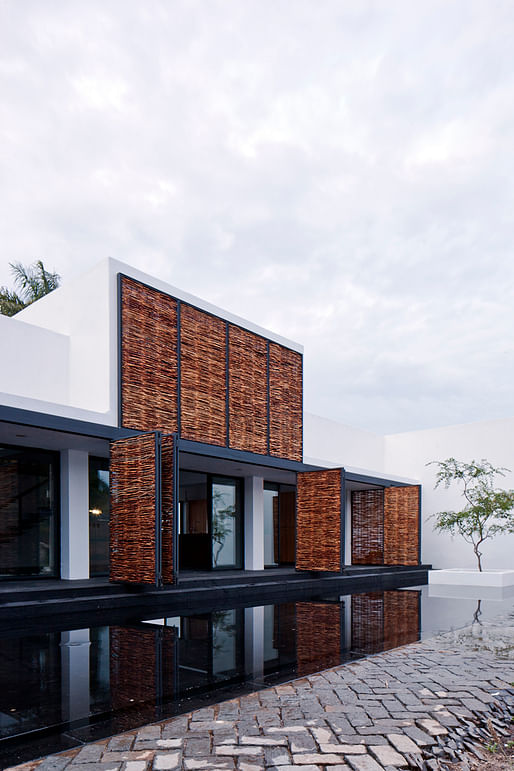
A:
[296, 602, 341, 676]
[384, 485, 420, 566]
[228, 325, 268, 454]
[351, 489, 384, 565]
[110, 434, 157, 584]
[120, 276, 178, 433]
[180, 304, 227, 445]
[161, 434, 176, 584]
[296, 469, 342, 572]
[269, 342, 303, 461]
[383, 591, 420, 650]
[351, 592, 384, 655]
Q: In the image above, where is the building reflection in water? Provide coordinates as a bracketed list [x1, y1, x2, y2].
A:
[0, 590, 421, 751]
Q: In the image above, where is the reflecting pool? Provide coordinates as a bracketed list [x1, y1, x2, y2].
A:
[1, 585, 513, 767]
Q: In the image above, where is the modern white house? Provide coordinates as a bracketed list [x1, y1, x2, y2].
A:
[0, 258, 512, 584]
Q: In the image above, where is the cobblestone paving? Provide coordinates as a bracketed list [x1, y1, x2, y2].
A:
[9, 622, 514, 771]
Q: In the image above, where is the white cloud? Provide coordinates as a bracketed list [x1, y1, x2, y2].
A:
[1, 0, 514, 433]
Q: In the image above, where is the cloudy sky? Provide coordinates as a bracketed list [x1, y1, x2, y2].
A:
[1, 0, 513, 434]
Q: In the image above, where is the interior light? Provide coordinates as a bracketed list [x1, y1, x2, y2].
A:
[89, 508, 102, 516]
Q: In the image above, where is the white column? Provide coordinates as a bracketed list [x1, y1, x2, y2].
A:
[244, 475, 264, 571]
[60, 449, 90, 579]
[61, 629, 91, 721]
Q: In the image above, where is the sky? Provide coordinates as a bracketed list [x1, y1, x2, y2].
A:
[1, 0, 514, 435]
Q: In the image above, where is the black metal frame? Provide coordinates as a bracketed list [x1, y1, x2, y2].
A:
[266, 341, 270, 455]
[225, 322, 230, 447]
[417, 484, 422, 566]
[345, 471, 416, 488]
[155, 432, 163, 588]
[0, 405, 138, 442]
[172, 433, 179, 585]
[177, 301, 182, 437]
[177, 437, 318, 474]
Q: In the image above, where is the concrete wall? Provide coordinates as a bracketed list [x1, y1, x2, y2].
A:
[385, 417, 514, 570]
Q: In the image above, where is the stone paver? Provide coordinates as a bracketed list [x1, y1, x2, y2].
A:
[5, 612, 514, 771]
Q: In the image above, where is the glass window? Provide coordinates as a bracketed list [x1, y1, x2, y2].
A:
[212, 479, 239, 568]
[0, 445, 59, 578]
[263, 484, 279, 566]
[89, 457, 110, 577]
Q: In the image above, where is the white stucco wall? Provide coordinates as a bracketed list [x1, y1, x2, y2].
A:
[385, 417, 514, 570]
[15, 259, 116, 421]
[0, 314, 70, 404]
[303, 412, 386, 472]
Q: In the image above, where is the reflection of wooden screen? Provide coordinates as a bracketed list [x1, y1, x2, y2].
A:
[384, 486, 420, 565]
[383, 591, 420, 650]
[296, 603, 341, 675]
[110, 626, 158, 710]
[351, 591, 420, 654]
[269, 343, 303, 461]
[120, 276, 178, 433]
[351, 593, 384, 655]
[296, 470, 342, 572]
[228, 325, 268, 454]
[180, 305, 227, 446]
[110, 434, 158, 584]
[110, 625, 177, 711]
[279, 491, 295, 563]
[351, 489, 384, 565]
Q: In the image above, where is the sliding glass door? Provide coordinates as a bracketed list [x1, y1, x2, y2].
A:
[179, 472, 243, 571]
[0, 445, 59, 579]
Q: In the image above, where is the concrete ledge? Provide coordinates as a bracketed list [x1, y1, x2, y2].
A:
[429, 568, 514, 587]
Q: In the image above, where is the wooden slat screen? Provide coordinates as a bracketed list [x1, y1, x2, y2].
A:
[296, 469, 342, 572]
[351, 592, 384, 655]
[120, 276, 178, 433]
[161, 434, 176, 584]
[351, 489, 384, 565]
[269, 342, 303, 461]
[383, 591, 420, 650]
[120, 275, 303, 460]
[180, 304, 227, 446]
[296, 602, 342, 676]
[110, 433, 158, 584]
[228, 325, 268, 454]
[384, 485, 420, 566]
